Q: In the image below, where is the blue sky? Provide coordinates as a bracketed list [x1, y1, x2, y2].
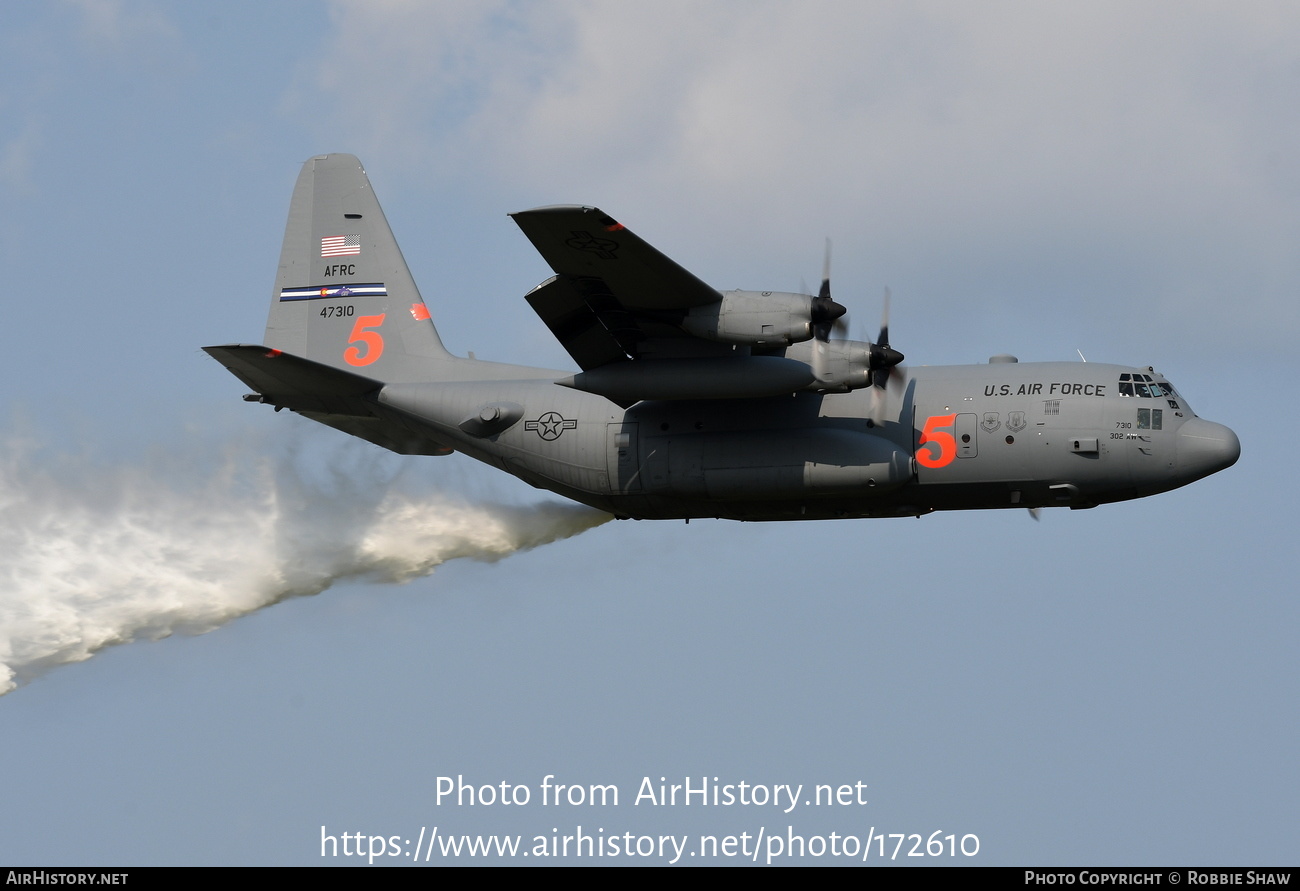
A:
[0, 1, 1295, 865]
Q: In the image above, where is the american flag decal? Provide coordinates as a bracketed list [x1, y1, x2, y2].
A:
[320, 235, 361, 257]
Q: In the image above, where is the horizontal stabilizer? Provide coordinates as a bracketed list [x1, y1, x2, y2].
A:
[203, 344, 381, 415]
[203, 344, 453, 456]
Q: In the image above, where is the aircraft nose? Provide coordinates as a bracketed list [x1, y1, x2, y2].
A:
[1176, 418, 1240, 481]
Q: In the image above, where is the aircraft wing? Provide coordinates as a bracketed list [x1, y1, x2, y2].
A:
[510, 206, 721, 311]
[511, 206, 732, 370]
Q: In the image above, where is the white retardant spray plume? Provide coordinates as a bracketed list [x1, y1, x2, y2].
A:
[0, 433, 610, 695]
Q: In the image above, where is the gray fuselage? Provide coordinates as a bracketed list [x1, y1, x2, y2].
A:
[375, 357, 1239, 521]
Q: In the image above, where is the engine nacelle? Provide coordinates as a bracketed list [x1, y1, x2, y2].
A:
[681, 290, 817, 346]
[808, 340, 873, 392]
[783, 338, 904, 393]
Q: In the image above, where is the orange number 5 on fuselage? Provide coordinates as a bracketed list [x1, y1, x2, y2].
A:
[917, 413, 958, 469]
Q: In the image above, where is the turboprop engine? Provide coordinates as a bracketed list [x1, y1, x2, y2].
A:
[679, 290, 845, 346]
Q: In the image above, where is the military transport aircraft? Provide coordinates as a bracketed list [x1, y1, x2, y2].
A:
[205, 154, 1239, 521]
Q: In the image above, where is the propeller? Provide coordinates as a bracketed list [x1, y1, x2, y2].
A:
[867, 287, 906, 425]
[808, 243, 904, 399]
[810, 239, 847, 342]
[811, 239, 846, 383]
[869, 286, 904, 388]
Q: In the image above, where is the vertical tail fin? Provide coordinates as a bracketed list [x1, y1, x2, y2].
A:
[265, 154, 452, 380]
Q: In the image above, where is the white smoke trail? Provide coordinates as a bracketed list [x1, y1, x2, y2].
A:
[0, 434, 610, 695]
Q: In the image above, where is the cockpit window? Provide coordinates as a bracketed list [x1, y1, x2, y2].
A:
[1119, 373, 1180, 405]
[1137, 408, 1164, 430]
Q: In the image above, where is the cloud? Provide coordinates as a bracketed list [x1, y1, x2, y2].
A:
[61, 0, 177, 49]
[304, 1, 1300, 352]
[0, 121, 41, 194]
